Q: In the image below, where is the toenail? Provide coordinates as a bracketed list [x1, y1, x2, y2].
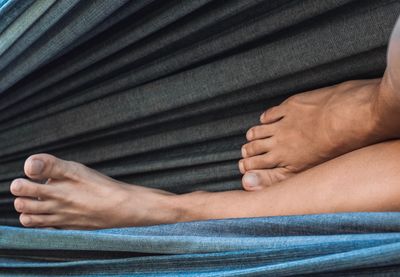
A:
[15, 200, 23, 210]
[12, 180, 22, 192]
[21, 216, 31, 225]
[242, 147, 247, 157]
[30, 159, 44, 175]
[239, 160, 245, 173]
[243, 173, 260, 187]
[247, 130, 254, 140]
[260, 112, 265, 121]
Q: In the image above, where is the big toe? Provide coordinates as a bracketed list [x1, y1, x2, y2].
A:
[242, 168, 294, 191]
[24, 153, 81, 181]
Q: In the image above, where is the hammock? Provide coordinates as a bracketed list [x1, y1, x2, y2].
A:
[1, 0, 400, 275]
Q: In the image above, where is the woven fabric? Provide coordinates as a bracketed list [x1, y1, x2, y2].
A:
[1, 1, 400, 275]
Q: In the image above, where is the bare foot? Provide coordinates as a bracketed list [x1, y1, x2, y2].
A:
[10, 154, 177, 229]
[239, 76, 400, 190]
[240, 79, 379, 188]
[239, 18, 400, 191]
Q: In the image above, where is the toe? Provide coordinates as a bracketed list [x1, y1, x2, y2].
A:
[24, 153, 82, 181]
[20, 213, 61, 228]
[10, 178, 50, 198]
[14, 197, 57, 214]
[241, 153, 278, 172]
[242, 172, 263, 190]
[260, 106, 284, 124]
[246, 124, 276, 141]
[242, 138, 274, 158]
[238, 160, 245, 174]
[242, 168, 294, 191]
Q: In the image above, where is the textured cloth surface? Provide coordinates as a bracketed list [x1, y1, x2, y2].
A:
[2, 213, 400, 276]
[1, 0, 400, 275]
[0, 0, 399, 225]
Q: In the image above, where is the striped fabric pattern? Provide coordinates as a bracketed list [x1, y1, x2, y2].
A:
[1, 1, 400, 275]
[1, 0, 398, 226]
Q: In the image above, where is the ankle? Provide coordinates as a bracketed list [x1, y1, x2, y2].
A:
[118, 186, 181, 227]
[172, 191, 210, 223]
[374, 75, 400, 139]
[155, 193, 183, 225]
[380, 70, 400, 103]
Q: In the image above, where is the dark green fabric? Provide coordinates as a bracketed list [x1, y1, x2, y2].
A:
[0, 0, 399, 226]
